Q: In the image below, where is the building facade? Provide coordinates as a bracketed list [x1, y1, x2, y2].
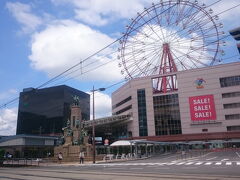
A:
[0, 135, 58, 158]
[112, 62, 240, 142]
[16, 85, 90, 136]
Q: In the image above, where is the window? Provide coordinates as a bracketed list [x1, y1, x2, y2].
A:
[154, 94, 182, 136]
[225, 114, 240, 120]
[72, 116, 75, 127]
[227, 126, 240, 131]
[222, 91, 240, 98]
[114, 105, 132, 115]
[223, 103, 240, 109]
[202, 129, 208, 132]
[220, 75, 240, 87]
[112, 96, 131, 109]
[137, 89, 148, 136]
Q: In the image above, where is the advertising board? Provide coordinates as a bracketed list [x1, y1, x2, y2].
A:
[189, 94, 216, 121]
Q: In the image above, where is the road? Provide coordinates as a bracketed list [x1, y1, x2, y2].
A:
[1, 150, 240, 180]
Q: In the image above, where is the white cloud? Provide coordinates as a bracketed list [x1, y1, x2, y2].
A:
[0, 108, 18, 136]
[50, 0, 240, 30]
[201, 0, 240, 29]
[51, 0, 148, 26]
[29, 20, 122, 82]
[6, 2, 43, 33]
[89, 91, 112, 119]
[0, 89, 18, 101]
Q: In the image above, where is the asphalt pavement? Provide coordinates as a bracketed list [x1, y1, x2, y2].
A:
[1, 150, 240, 180]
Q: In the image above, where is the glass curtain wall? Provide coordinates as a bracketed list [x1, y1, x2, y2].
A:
[154, 94, 182, 136]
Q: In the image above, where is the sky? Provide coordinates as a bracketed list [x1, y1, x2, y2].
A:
[0, 0, 240, 136]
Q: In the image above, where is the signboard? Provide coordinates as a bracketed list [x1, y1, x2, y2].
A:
[104, 139, 109, 146]
[189, 94, 216, 121]
[194, 78, 206, 89]
[95, 137, 103, 145]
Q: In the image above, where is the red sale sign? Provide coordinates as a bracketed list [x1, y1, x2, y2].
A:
[189, 95, 216, 121]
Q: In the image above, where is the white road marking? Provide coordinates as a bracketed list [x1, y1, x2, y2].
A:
[176, 162, 186, 165]
[185, 162, 194, 165]
[195, 162, 203, 165]
[204, 162, 212, 165]
[236, 152, 240, 158]
[157, 163, 165, 165]
[85, 160, 240, 167]
[166, 162, 176, 165]
[130, 168, 143, 170]
[107, 168, 126, 170]
[221, 159, 229, 161]
[226, 162, 232, 165]
[206, 157, 217, 161]
[215, 162, 222, 165]
[155, 167, 170, 169]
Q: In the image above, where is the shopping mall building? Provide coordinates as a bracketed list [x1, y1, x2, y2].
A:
[111, 61, 240, 143]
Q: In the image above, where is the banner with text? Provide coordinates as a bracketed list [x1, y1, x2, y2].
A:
[189, 94, 216, 121]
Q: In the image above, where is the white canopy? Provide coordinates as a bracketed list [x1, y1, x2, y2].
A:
[110, 140, 133, 147]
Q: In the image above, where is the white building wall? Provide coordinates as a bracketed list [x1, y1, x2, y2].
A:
[112, 62, 240, 138]
[178, 62, 240, 134]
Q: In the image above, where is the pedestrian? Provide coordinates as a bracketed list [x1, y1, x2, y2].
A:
[58, 152, 63, 164]
[79, 151, 85, 164]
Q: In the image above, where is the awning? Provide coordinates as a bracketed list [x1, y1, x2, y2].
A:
[110, 140, 134, 146]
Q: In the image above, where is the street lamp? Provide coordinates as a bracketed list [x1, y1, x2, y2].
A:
[92, 86, 106, 163]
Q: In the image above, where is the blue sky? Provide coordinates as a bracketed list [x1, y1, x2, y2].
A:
[0, 0, 240, 135]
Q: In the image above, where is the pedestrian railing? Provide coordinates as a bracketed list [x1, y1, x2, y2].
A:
[1, 158, 41, 166]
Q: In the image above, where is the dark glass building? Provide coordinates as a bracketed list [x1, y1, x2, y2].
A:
[16, 85, 90, 135]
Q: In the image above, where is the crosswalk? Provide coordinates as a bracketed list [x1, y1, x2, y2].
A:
[82, 161, 240, 167]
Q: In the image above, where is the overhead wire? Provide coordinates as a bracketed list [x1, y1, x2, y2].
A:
[1, 0, 240, 109]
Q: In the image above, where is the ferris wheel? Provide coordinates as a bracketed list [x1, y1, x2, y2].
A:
[118, 0, 225, 80]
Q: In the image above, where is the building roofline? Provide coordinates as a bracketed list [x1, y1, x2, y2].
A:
[0, 134, 58, 143]
[113, 61, 240, 94]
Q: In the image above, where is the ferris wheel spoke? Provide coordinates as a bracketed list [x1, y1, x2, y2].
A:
[171, 9, 206, 38]
[171, 47, 206, 67]
[181, 3, 204, 29]
[156, 1, 165, 27]
[166, 0, 173, 25]
[167, 4, 215, 41]
[152, 4, 166, 42]
[124, 21, 160, 43]
[175, 1, 188, 25]
[144, 8, 165, 41]
[188, 49, 217, 61]
[123, 49, 159, 70]
[128, 28, 158, 42]
[123, 42, 156, 51]
[168, 1, 179, 27]
[171, 54, 189, 70]
[120, 0, 223, 79]
[130, 55, 160, 74]
[123, 45, 159, 59]
[136, 12, 164, 42]
[188, 20, 215, 35]
[133, 49, 161, 67]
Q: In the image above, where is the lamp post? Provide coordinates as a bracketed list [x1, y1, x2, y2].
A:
[92, 86, 106, 163]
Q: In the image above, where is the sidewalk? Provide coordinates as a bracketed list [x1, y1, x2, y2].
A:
[39, 156, 152, 166]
